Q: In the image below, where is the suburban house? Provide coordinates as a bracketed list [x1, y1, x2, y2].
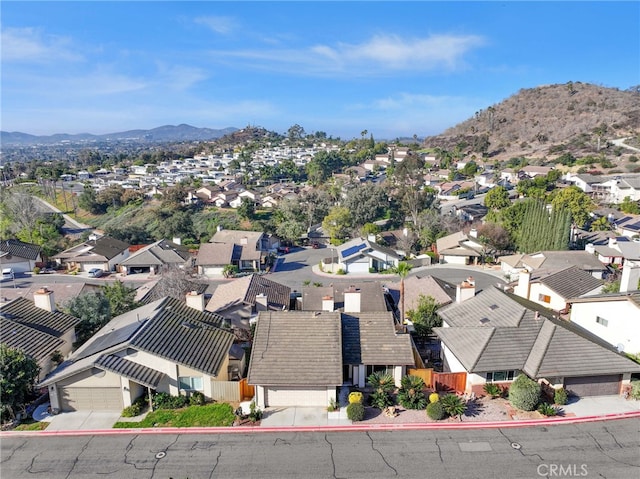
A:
[195, 243, 241, 276]
[134, 277, 209, 304]
[299, 282, 393, 313]
[0, 239, 42, 273]
[614, 214, 640, 238]
[434, 287, 640, 397]
[332, 237, 403, 274]
[0, 282, 100, 308]
[52, 235, 130, 273]
[0, 289, 80, 379]
[209, 229, 275, 272]
[39, 295, 236, 412]
[435, 231, 483, 265]
[512, 265, 603, 312]
[248, 308, 415, 408]
[119, 239, 192, 276]
[387, 275, 458, 315]
[585, 236, 640, 266]
[567, 262, 640, 355]
[500, 250, 608, 280]
[205, 274, 291, 332]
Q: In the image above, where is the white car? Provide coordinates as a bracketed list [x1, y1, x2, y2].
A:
[2, 268, 15, 280]
[88, 268, 104, 278]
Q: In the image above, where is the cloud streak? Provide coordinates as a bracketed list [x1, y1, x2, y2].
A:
[1, 27, 82, 63]
[194, 15, 238, 35]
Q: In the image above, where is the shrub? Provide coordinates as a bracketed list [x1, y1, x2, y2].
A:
[248, 401, 262, 423]
[397, 375, 427, 410]
[152, 392, 188, 410]
[367, 372, 395, 409]
[508, 374, 541, 411]
[33, 267, 41, 275]
[426, 401, 445, 420]
[121, 396, 147, 417]
[440, 394, 467, 419]
[483, 383, 503, 398]
[327, 398, 338, 412]
[189, 391, 206, 406]
[538, 403, 558, 417]
[348, 391, 363, 404]
[429, 392, 440, 403]
[630, 380, 640, 400]
[346, 402, 365, 421]
[336, 268, 346, 275]
[554, 388, 568, 406]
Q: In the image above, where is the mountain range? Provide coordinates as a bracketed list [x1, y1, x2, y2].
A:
[0, 124, 238, 146]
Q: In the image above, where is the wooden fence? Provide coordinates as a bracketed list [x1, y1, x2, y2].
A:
[406, 368, 467, 394]
[239, 378, 255, 401]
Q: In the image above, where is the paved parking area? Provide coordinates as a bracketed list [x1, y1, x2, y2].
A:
[562, 395, 640, 417]
[260, 407, 350, 427]
[35, 405, 122, 431]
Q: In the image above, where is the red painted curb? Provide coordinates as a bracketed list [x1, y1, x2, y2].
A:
[3, 410, 639, 438]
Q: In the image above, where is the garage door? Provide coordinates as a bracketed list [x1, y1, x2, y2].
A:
[60, 388, 123, 411]
[1, 261, 30, 273]
[564, 375, 621, 397]
[265, 388, 328, 407]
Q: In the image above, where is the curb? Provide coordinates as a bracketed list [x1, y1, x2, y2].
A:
[4, 410, 639, 438]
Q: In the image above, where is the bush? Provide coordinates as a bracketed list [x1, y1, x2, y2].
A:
[346, 402, 365, 421]
[189, 391, 206, 406]
[397, 375, 427, 410]
[440, 394, 467, 419]
[538, 403, 558, 417]
[554, 388, 568, 406]
[483, 383, 503, 398]
[336, 268, 346, 275]
[429, 392, 440, 403]
[508, 374, 541, 411]
[121, 396, 147, 417]
[248, 401, 263, 423]
[327, 398, 338, 412]
[426, 401, 445, 420]
[348, 391, 363, 404]
[33, 267, 41, 275]
[630, 380, 640, 400]
[152, 392, 189, 410]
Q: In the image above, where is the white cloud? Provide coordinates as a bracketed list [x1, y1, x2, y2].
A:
[1, 27, 82, 63]
[194, 16, 238, 35]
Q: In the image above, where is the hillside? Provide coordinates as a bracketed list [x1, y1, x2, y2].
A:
[424, 82, 640, 163]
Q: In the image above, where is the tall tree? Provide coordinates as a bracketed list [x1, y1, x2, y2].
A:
[322, 206, 352, 244]
[342, 183, 389, 228]
[102, 281, 139, 317]
[65, 293, 111, 347]
[0, 344, 40, 421]
[484, 186, 511, 210]
[550, 186, 594, 229]
[406, 294, 441, 337]
[394, 261, 413, 325]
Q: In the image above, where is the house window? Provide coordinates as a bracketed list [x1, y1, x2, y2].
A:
[366, 365, 393, 377]
[179, 376, 203, 391]
[538, 294, 551, 304]
[596, 316, 609, 327]
[485, 370, 518, 382]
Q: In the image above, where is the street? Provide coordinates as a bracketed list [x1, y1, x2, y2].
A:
[1, 418, 638, 478]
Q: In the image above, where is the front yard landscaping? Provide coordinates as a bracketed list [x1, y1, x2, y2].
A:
[113, 402, 235, 428]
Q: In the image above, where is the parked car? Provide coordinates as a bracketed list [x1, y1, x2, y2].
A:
[2, 268, 15, 280]
[39, 267, 56, 274]
[88, 268, 104, 278]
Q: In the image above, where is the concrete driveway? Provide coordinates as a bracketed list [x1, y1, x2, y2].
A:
[260, 407, 350, 427]
[34, 404, 122, 431]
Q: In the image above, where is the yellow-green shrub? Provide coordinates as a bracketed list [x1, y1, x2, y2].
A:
[429, 392, 440, 403]
[348, 391, 363, 404]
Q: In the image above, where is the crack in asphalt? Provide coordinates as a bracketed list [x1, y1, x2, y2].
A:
[273, 437, 291, 446]
[27, 452, 48, 474]
[64, 436, 93, 479]
[366, 432, 398, 476]
[324, 434, 344, 479]
[586, 430, 640, 468]
[207, 450, 221, 479]
[603, 426, 624, 449]
[123, 435, 150, 471]
[498, 428, 545, 462]
[190, 441, 217, 450]
[0, 439, 26, 464]
[150, 435, 180, 478]
[435, 437, 443, 463]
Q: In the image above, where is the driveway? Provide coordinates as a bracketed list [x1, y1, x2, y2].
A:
[260, 407, 350, 427]
[34, 404, 121, 431]
[562, 395, 640, 417]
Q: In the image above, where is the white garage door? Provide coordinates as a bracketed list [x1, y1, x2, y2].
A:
[265, 388, 328, 407]
[1, 261, 30, 273]
[346, 261, 369, 274]
[203, 266, 224, 276]
[60, 388, 123, 411]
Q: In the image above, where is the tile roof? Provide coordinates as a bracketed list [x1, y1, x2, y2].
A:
[134, 277, 209, 304]
[301, 282, 389, 312]
[248, 311, 343, 386]
[120, 239, 191, 267]
[205, 274, 290, 313]
[387, 275, 457, 311]
[341, 312, 414, 366]
[195, 242, 238, 266]
[211, 229, 263, 246]
[0, 239, 41, 260]
[434, 288, 640, 377]
[0, 317, 65, 364]
[0, 283, 100, 308]
[535, 266, 603, 298]
[0, 296, 80, 337]
[95, 354, 165, 388]
[89, 237, 130, 259]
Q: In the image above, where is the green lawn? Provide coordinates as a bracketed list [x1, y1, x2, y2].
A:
[113, 403, 235, 428]
[14, 420, 49, 431]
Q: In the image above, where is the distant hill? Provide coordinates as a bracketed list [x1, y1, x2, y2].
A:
[0, 124, 238, 146]
[424, 82, 640, 162]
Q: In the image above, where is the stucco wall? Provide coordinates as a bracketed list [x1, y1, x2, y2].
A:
[570, 301, 640, 354]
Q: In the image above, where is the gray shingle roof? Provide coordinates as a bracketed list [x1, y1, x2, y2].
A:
[248, 311, 343, 386]
[0, 297, 80, 337]
[0, 317, 65, 363]
[438, 287, 526, 328]
[536, 266, 602, 298]
[205, 274, 290, 313]
[121, 239, 191, 267]
[0, 239, 41, 260]
[301, 282, 389, 312]
[89, 237, 130, 260]
[342, 312, 414, 366]
[195, 242, 237, 266]
[96, 354, 165, 388]
[387, 275, 457, 311]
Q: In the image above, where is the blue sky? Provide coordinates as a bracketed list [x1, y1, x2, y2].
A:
[2, 1, 639, 139]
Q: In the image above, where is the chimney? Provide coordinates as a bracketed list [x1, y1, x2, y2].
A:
[608, 237, 618, 249]
[344, 286, 361, 313]
[620, 261, 640, 293]
[367, 234, 376, 243]
[240, 237, 248, 245]
[402, 227, 408, 237]
[469, 228, 478, 239]
[515, 269, 531, 299]
[322, 295, 334, 312]
[456, 277, 476, 303]
[172, 237, 182, 245]
[585, 243, 595, 254]
[185, 290, 205, 312]
[34, 287, 56, 312]
[255, 293, 268, 311]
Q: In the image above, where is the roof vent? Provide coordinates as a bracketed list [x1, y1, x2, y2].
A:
[489, 304, 499, 310]
[479, 318, 490, 325]
[181, 321, 200, 329]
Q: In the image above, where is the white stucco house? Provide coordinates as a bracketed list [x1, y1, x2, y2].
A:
[333, 237, 403, 274]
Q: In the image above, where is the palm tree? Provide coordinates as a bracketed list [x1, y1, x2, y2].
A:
[394, 261, 413, 325]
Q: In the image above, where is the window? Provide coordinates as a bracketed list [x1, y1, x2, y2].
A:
[179, 376, 203, 391]
[366, 365, 393, 377]
[485, 370, 518, 382]
[596, 316, 609, 327]
[538, 294, 551, 304]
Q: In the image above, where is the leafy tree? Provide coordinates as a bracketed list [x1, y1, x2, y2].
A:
[65, 292, 112, 346]
[306, 151, 347, 185]
[477, 222, 511, 257]
[342, 183, 389, 228]
[322, 206, 352, 244]
[406, 294, 441, 337]
[237, 197, 256, 220]
[508, 374, 541, 411]
[287, 124, 306, 141]
[78, 185, 106, 214]
[3, 190, 44, 242]
[484, 186, 511, 210]
[150, 209, 194, 241]
[620, 196, 640, 214]
[0, 344, 40, 421]
[590, 216, 611, 232]
[103, 280, 139, 317]
[550, 186, 594, 228]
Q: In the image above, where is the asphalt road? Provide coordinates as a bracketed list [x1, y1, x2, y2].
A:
[2, 419, 638, 478]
